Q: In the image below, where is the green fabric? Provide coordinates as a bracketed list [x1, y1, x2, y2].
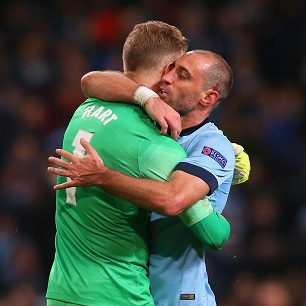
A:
[47, 299, 81, 306]
[46, 98, 187, 305]
[178, 198, 213, 227]
[189, 210, 231, 251]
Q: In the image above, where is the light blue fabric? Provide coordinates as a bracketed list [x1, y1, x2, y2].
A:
[149, 120, 235, 306]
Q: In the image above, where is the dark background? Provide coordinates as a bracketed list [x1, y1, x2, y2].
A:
[0, 0, 305, 305]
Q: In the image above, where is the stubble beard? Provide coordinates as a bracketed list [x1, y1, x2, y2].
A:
[168, 92, 199, 117]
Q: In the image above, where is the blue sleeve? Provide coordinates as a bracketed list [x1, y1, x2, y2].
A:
[175, 162, 217, 196]
[175, 133, 235, 194]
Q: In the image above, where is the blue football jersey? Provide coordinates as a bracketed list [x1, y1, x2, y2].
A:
[149, 118, 235, 306]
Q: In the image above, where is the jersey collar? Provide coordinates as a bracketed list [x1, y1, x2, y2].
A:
[180, 117, 211, 136]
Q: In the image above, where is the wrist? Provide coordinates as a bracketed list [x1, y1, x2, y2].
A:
[133, 86, 159, 107]
[95, 166, 111, 188]
[179, 198, 213, 227]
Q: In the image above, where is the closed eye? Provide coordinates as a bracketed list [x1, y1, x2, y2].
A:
[177, 67, 189, 80]
[179, 73, 188, 80]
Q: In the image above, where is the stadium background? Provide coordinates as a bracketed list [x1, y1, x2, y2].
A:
[0, 0, 305, 305]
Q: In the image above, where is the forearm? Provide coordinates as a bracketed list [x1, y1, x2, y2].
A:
[50, 144, 208, 215]
[107, 167, 231, 249]
[81, 71, 139, 101]
[104, 168, 231, 249]
[98, 168, 195, 216]
[81, 71, 182, 139]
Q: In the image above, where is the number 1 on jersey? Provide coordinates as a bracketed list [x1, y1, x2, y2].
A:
[66, 130, 93, 205]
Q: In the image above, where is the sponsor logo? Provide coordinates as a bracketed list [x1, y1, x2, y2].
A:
[202, 146, 227, 168]
[180, 294, 195, 300]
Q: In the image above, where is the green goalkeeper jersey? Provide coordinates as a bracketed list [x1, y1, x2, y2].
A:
[46, 98, 187, 306]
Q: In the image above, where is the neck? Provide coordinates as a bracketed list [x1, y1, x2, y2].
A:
[180, 111, 210, 130]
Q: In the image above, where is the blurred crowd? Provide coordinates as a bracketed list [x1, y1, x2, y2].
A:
[0, 0, 305, 305]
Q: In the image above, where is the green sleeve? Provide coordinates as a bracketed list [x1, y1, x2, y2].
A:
[178, 198, 213, 227]
[189, 211, 231, 251]
[178, 198, 231, 251]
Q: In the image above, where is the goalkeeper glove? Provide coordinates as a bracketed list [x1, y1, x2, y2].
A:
[232, 143, 251, 185]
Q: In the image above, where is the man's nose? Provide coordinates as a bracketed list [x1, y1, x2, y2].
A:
[162, 70, 174, 84]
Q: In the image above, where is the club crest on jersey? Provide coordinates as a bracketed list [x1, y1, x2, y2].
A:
[202, 146, 227, 168]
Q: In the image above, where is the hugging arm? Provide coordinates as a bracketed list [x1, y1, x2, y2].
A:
[48, 138, 230, 250]
[81, 72, 251, 180]
[49, 140, 209, 216]
[81, 71, 139, 102]
[81, 71, 181, 140]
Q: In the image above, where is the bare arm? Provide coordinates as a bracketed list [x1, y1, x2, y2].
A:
[81, 71, 182, 140]
[81, 71, 139, 102]
[48, 138, 209, 216]
[48, 138, 231, 250]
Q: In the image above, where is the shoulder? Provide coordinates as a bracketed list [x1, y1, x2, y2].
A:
[207, 122, 231, 143]
[142, 133, 186, 156]
[193, 123, 233, 151]
[184, 123, 235, 167]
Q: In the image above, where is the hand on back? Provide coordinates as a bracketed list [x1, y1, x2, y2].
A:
[48, 138, 106, 190]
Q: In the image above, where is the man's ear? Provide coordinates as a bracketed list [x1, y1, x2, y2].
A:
[200, 89, 219, 107]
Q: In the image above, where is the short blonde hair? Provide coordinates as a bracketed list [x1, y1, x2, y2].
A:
[123, 21, 188, 72]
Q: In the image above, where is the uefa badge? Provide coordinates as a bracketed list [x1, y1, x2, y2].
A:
[202, 146, 227, 168]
